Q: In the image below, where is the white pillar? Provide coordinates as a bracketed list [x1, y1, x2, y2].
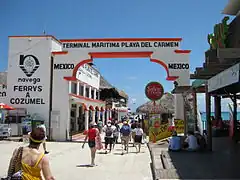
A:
[77, 82, 80, 95]
[76, 104, 79, 131]
[89, 87, 92, 99]
[92, 110, 96, 123]
[85, 110, 89, 131]
[83, 84, 86, 97]
[174, 94, 185, 120]
[94, 89, 97, 99]
[68, 81, 72, 94]
[102, 111, 105, 125]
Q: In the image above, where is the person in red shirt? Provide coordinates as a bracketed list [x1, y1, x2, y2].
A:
[82, 123, 98, 166]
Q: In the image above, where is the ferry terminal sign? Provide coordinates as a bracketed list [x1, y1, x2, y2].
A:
[62, 41, 179, 49]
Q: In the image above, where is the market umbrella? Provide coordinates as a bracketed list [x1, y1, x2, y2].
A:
[0, 103, 15, 110]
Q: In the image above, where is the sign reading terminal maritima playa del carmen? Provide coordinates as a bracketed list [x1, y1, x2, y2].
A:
[62, 41, 180, 49]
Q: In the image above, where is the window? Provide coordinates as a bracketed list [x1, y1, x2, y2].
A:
[71, 82, 77, 94]
[85, 87, 89, 98]
[96, 91, 99, 99]
[91, 89, 94, 99]
[80, 85, 84, 96]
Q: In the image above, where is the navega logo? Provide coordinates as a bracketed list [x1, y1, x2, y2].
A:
[19, 55, 40, 77]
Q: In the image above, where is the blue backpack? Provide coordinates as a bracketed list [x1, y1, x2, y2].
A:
[121, 125, 131, 136]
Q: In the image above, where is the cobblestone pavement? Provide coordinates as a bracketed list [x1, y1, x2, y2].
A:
[0, 141, 153, 180]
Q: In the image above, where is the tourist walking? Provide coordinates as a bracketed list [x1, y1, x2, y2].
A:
[131, 121, 137, 146]
[120, 121, 131, 155]
[38, 122, 49, 154]
[95, 123, 103, 151]
[103, 121, 115, 153]
[5, 127, 54, 180]
[113, 121, 120, 148]
[133, 123, 144, 153]
[82, 123, 98, 166]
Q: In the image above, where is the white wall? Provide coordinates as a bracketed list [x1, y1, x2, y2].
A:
[7, 36, 53, 135]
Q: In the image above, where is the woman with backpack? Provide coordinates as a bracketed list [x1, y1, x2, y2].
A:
[103, 121, 116, 153]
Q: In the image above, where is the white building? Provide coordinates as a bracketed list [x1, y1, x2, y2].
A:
[1, 35, 190, 141]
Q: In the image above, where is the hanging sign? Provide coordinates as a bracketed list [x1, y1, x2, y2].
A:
[145, 82, 164, 101]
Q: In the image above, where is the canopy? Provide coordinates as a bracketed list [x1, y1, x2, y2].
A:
[0, 103, 15, 110]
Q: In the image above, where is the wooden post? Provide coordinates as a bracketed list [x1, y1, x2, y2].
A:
[233, 93, 238, 142]
[214, 96, 221, 120]
[192, 88, 198, 131]
[205, 84, 212, 151]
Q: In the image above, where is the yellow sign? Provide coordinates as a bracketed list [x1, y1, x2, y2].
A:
[174, 119, 184, 134]
[149, 119, 185, 142]
[149, 123, 172, 142]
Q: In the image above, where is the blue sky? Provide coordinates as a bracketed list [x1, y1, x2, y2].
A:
[0, 0, 233, 111]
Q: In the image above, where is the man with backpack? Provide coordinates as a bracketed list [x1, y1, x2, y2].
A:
[103, 121, 116, 153]
[120, 121, 131, 155]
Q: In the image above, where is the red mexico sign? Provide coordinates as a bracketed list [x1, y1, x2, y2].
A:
[145, 82, 164, 101]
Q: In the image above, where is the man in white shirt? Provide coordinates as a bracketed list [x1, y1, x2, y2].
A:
[38, 122, 49, 154]
[184, 131, 199, 151]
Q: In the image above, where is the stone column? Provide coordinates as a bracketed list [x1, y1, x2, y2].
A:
[85, 110, 89, 131]
[83, 84, 86, 97]
[94, 89, 97, 99]
[77, 82, 80, 95]
[92, 110, 96, 123]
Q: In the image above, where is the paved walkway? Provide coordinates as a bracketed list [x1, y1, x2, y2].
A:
[149, 137, 240, 179]
[0, 141, 153, 180]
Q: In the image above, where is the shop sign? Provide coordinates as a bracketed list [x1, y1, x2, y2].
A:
[145, 82, 164, 101]
[10, 54, 45, 105]
[76, 64, 100, 89]
[208, 63, 239, 92]
[62, 41, 179, 49]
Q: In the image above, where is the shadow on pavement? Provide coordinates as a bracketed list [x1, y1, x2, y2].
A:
[168, 138, 240, 179]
